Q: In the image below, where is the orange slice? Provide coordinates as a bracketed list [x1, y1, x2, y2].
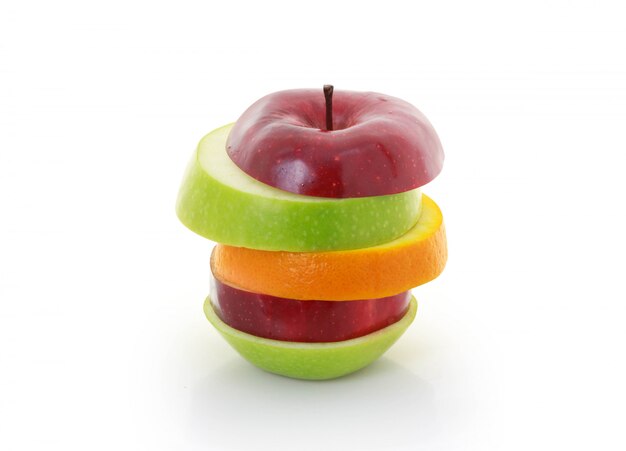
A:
[211, 194, 447, 301]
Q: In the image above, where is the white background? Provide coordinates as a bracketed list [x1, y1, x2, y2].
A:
[1, 1, 625, 449]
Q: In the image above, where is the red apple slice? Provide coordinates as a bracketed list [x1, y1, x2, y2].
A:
[226, 88, 444, 198]
[211, 277, 410, 343]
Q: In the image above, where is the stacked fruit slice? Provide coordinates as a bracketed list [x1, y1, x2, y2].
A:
[176, 88, 447, 380]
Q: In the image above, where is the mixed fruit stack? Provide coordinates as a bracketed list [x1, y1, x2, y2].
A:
[176, 87, 447, 380]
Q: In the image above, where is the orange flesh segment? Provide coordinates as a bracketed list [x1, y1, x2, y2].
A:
[211, 194, 447, 301]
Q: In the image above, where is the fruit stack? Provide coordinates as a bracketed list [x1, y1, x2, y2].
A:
[176, 87, 447, 380]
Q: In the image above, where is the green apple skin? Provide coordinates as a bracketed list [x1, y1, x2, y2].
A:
[176, 125, 422, 252]
[203, 295, 417, 380]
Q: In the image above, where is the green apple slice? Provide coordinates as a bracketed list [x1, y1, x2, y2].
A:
[176, 124, 422, 251]
[203, 295, 417, 380]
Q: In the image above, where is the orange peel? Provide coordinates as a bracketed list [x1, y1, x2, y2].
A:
[211, 194, 447, 301]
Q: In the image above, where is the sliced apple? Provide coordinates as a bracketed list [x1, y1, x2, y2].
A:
[203, 295, 417, 380]
[227, 88, 444, 198]
[211, 276, 411, 342]
[176, 124, 422, 251]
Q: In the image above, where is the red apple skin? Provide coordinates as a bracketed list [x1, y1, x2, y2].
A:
[212, 278, 411, 343]
[226, 89, 444, 198]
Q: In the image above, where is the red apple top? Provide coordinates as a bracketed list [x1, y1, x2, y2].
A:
[226, 88, 444, 198]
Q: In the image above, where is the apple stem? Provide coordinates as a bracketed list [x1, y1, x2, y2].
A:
[323, 84, 334, 131]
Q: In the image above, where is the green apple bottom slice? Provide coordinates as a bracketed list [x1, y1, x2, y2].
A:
[204, 295, 417, 380]
[176, 124, 423, 252]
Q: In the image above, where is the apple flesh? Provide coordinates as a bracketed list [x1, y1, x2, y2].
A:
[226, 89, 444, 198]
[203, 295, 418, 380]
[176, 124, 423, 251]
[211, 277, 410, 343]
